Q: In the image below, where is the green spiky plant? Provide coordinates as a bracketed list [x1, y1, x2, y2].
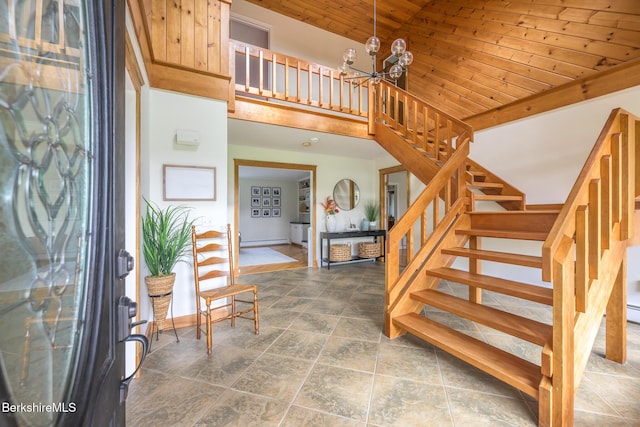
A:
[141, 199, 195, 277]
[364, 200, 380, 222]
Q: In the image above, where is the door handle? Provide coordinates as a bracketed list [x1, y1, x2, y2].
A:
[119, 334, 149, 403]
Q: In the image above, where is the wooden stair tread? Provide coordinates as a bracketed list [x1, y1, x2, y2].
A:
[394, 313, 541, 398]
[467, 182, 504, 189]
[456, 228, 548, 241]
[426, 267, 553, 305]
[412, 290, 552, 346]
[474, 194, 524, 201]
[441, 247, 543, 268]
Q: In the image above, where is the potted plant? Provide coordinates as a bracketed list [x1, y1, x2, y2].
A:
[362, 200, 380, 231]
[141, 199, 194, 330]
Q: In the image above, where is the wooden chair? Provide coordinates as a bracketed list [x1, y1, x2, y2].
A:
[191, 224, 259, 355]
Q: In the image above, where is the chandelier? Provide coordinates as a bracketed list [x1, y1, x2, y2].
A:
[339, 0, 413, 85]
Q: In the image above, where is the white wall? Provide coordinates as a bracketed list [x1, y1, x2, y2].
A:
[470, 86, 640, 321]
[140, 89, 229, 320]
[239, 178, 298, 245]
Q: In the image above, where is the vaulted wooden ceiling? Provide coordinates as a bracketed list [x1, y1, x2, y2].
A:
[245, 0, 640, 128]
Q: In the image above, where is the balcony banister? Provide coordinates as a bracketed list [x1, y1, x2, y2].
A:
[230, 40, 369, 119]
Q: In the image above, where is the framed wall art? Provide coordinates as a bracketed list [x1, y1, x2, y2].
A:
[163, 164, 216, 201]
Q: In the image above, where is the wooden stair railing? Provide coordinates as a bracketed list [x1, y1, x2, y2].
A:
[539, 108, 638, 426]
[372, 82, 473, 185]
[384, 138, 470, 338]
[385, 107, 638, 427]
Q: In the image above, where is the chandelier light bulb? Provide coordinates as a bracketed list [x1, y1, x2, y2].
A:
[391, 38, 406, 57]
[389, 64, 403, 80]
[399, 51, 414, 67]
[339, 62, 348, 76]
[365, 36, 380, 55]
[343, 48, 356, 65]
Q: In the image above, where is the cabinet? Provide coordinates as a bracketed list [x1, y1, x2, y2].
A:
[290, 222, 310, 247]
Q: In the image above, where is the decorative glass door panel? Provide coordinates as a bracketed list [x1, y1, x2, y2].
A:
[1, 1, 92, 425]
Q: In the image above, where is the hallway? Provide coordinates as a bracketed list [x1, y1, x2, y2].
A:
[127, 264, 640, 426]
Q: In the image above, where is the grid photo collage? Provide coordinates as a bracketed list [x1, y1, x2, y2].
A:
[250, 186, 281, 218]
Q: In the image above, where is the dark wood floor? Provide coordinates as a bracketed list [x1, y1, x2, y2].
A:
[238, 244, 308, 275]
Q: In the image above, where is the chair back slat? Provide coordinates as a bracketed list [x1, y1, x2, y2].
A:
[199, 270, 230, 281]
[197, 243, 225, 253]
[192, 225, 235, 301]
[198, 256, 228, 267]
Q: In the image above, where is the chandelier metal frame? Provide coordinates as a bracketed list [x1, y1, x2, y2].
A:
[339, 0, 413, 85]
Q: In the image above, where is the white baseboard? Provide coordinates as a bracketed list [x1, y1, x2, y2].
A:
[240, 239, 289, 247]
[628, 304, 640, 324]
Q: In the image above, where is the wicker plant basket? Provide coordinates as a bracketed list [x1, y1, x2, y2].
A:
[358, 242, 381, 258]
[330, 243, 352, 262]
[145, 273, 176, 331]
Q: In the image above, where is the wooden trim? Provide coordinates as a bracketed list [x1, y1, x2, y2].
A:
[125, 33, 144, 377]
[125, 31, 145, 90]
[229, 97, 372, 140]
[465, 58, 640, 131]
[233, 159, 318, 269]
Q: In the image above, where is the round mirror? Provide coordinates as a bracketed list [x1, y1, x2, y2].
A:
[333, 179, 360, 211]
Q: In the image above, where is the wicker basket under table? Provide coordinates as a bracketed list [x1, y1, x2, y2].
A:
[358, 242, 381, 258]
[329, 243, 352, 262]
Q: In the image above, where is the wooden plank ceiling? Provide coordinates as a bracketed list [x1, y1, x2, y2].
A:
[245, 0, 640, 122]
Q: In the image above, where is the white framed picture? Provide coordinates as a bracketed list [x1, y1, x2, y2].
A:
[262, 208, 271, 217]
[262, 198, 271, 207]
[272, 198, 280, 207]
[251, 186, 261, 196]
[251, 197, 261, 207]
[272, 187, 281, 197]
[251, 208, 261, 218]
[272, 208, 281, 217]
[262, 187, 271, 197]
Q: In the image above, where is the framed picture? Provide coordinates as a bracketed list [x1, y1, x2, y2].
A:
[262, 187, 271, 197]
[251, 197, 261, 207]
[272, 198, 281, 207]
[163, 164, 216, 201]
[272, 208, 281, 217]
[272, 187, 281, 197]
[262, 198, 271, 207]
[251, 208, 261, 218]
[251, 186, 261, 196]
[262, 208, 271, 217]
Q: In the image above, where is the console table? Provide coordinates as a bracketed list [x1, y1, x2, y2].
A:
[320, 229, 386, 269]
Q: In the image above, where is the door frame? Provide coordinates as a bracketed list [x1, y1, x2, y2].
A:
[125, 29, 145, 377]
[234, 159, 318, 269]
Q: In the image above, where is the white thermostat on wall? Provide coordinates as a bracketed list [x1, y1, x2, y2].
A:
[176, 129, 200, 146]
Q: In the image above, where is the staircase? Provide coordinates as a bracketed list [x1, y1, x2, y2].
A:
[374, 82, 639, 427]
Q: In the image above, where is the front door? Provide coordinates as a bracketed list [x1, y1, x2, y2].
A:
[0, 1, 132, 426]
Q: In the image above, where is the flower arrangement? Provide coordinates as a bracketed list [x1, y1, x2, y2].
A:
[321, 196, 339, 215]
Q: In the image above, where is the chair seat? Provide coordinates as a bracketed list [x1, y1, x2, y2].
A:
[200, 283, 257, 301]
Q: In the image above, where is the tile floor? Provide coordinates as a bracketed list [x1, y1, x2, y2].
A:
[127, 263, 640, 426]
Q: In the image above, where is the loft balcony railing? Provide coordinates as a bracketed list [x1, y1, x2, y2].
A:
[230, 40, 369, 120]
